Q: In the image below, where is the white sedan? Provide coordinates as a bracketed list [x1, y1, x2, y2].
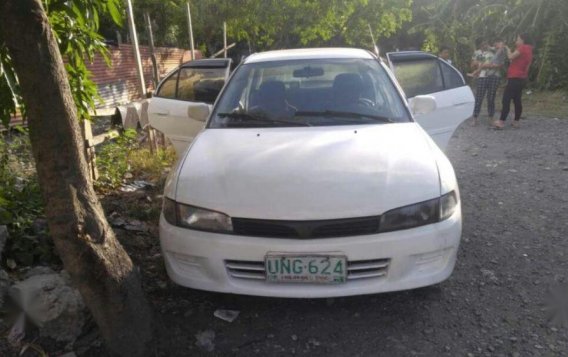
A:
[149, 48, 474, 298]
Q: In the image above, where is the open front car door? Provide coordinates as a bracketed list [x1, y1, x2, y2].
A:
[387, 51, 474, 151]
[148, 58, 232, 155]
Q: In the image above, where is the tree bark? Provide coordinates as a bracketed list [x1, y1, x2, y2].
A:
[0, 1, 153, 355]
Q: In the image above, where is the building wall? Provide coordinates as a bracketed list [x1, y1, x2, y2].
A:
[6, 44, 201, 127]
[90, 43, 202, 109]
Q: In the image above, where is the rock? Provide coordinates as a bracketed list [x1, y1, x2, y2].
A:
[214, 309, 240, 323]
[195, 329, 215, 352]
[480, 269, 499, 283]
[24, 266, 56, 279]
[0, 225, 7, 256]
[9, 272, 86, 342]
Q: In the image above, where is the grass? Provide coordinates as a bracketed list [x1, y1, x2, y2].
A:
[488, 88, 568, 119]
[128, 146, 177, 183]
[521, 90, 568, 118]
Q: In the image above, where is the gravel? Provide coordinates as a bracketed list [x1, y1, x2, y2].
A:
[139, 118, 568, 357]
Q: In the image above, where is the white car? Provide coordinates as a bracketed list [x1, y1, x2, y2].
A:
[150, 48, 474, 298]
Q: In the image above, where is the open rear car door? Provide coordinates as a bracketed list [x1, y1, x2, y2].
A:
[148, 59, 232, 155]
[386, 51, 474, 151]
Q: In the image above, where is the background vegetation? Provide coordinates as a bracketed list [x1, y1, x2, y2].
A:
[98, 0, 568, 91]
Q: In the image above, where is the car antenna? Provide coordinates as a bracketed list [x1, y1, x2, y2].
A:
[368, 23, 380, 58]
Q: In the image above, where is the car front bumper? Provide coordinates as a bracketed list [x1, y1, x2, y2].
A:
[159, 207, 462, 298]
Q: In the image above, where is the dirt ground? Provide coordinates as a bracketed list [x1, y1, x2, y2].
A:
[99, 116, 568, 356]
[4, 115, 567, 356]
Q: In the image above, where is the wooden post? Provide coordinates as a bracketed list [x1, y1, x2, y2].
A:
[144, 12, 159, 89]
[223, 21, 227, 58]
[125, 0, 146, 97]
[186, 2, 196, 60]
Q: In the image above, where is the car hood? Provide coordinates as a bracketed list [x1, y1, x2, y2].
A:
[175, 123, 441, 220]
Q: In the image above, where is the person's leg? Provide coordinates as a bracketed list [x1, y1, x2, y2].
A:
[512, 79, 525, 122]
[498, 80, 513, 123]
[472, 77, 487, 125]
[486, 76, 500, 120]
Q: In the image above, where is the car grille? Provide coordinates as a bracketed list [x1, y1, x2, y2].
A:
[225, 258, 390, 281]
[232, 216, 380, 239]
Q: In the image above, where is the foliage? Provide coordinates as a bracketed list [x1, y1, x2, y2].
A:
[0, 0, 124, 128]
[95, 129, 138, 190]
[125, 0, 412, 56]
[0, 130, 57, 267]
[95, 129, 176, 191]
[408, 0, 568, 89]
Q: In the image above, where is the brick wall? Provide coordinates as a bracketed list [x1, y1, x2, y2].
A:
[91, 43, 202, 109]
[5, 44, 201, 127]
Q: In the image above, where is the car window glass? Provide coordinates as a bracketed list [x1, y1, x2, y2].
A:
[392, 59, 444, 98]
[177, 67, 226, 104]
[210, 58, 410, 128]
[440, 61, 465, 90]
[156, 71, 178, 98]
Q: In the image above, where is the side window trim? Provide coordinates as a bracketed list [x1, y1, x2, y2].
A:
[437, 61, 447, 90]
[174, 65, 230, 104]
[155, 69, 180, 98]
[439, 60, 466, 90]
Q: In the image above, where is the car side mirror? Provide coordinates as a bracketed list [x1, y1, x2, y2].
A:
[187, 103, 212, 122]
[409, 95, 437, 115]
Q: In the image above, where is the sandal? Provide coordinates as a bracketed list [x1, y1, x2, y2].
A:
[511, 121, 520, 128]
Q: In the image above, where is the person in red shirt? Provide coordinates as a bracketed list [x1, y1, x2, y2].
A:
[493, 33, 533, 129]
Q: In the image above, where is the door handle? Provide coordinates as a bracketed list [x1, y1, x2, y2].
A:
[453, 102, 469, 107]
[156, 112, 169, 116]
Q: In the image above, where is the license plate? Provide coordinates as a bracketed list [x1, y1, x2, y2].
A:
[265, 254, 347, 284]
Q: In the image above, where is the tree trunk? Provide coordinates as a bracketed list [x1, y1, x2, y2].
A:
[0, 1, 153, 355]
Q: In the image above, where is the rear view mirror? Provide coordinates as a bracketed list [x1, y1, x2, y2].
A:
[188, 103, 212, 122]
[409, 95, 436, 115]
[293, 66, 324, 78]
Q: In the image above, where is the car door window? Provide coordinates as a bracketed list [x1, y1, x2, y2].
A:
[156, 71, 178, 98]
[177, 67, 227, 104]
[440, 61, 465, 90]
[391, 59, 444, 98]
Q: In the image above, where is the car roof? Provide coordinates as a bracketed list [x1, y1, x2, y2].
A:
[180, 58, 231, 68]
[244, 48, 376, 64]
[385, 51, 438, 62]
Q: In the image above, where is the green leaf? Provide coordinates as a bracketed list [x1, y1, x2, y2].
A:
[107, 0, 123, 26]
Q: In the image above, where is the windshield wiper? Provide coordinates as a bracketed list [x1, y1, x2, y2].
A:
[294, 110, 393, 123]
[218, 111, 311, 127]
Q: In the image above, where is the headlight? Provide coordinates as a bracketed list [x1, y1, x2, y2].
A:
[379, 191, 458, 232]
[162, 198, 233, 233]
[440, 190, 458, 221]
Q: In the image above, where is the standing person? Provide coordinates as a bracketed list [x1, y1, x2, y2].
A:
[473, 39, 507, 124]
[493, 33, 534, 129]
[470, 40, 493, 126]
[438, 46, 452, 65]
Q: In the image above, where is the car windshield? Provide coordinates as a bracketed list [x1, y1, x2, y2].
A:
[209, 58, 410, 128]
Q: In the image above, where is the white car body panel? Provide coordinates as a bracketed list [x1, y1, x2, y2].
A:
[158, 48, 463, 297]
[174, 123, 441, 220]
[160, 206, 461, 298]
[148, 97, 209, 155]
[412, 86, 474, 151]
